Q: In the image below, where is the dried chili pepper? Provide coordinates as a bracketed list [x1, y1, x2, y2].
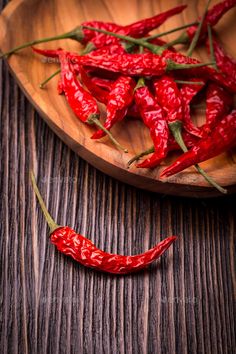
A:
[200, 82, 233, 135]
[80, 66, 108, 104]
[91, 76, 135, 139]
[87, 5, 187, 50]
[153, 75, 226, 193]
[133, 78, 169, 168]
[30, 171, 177, 274]
[166, 0, 236, 47]
[180, 79, 206, 137]
[58, 50, 127, 152]
[128, 132, 200, 167]
[161, 110, 236, 181]
[206, 34, 236, 81]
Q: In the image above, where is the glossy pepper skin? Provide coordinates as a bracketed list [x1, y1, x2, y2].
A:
[161, 110, 236, 178]
[206, 35, 236, 81]
[201, 82, 233, 135]
[58, 51, 100, 123]
[80, 66, 108, 104]
[186, 0, 236, 41]
[134, 82, 169, 168]
[51, 226, 177, 274]
[154, 75, 182, 124]
[89, 5, 187, 49]
[91, 76, 136, 139]
[180, 79, 205, 137]
[162, 49, 236, 93]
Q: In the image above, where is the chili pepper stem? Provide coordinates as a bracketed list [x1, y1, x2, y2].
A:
[161, 32, 189, 49]
[30, 171, 60, 233]
[128, 146, 154, 167]
[0, 27, 84, 58]
[168, 121, 227, 194]
[207, 24, 218, 70]
[147, 21, 199, 41]
[87, 114, 128, 153]
[175, 80, 205, 85]
[167, 60, 214, 71]
[82, 25, 164, 54]
[39, 68, 61, 89]
[187, 0, 211, 56]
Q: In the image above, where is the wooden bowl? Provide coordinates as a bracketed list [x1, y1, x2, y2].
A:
[0, 0, 236, 197]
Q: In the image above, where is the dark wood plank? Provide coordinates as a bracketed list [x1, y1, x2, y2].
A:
[0, 1, 235, 353]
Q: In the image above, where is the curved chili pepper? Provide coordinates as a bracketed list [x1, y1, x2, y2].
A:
[133, 78, 169, 168]
[201, 82, 233, 135]
[206, 35, 236, 81]
[168, 0, 236, 47]
[91, 76, 136, 139]
[58, 50, 127, 152]
[161, 110, 236, 178]
[128, 132, 200, 167]
[180, 79, 206, 137]
[88, 5, 187, 50]
[80, 66, 108, 104]
[186, 0, 236, 42]
[30, 172, 177, 275]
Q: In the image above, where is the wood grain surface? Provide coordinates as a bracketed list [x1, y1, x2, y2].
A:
[0, 0, 236, 196]
[0, 1, 236, 353]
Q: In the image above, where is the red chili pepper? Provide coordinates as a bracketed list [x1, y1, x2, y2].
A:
[128, 132, 200, 167]
[57, 50, 127, 152]
[180, 79, 206, 137]
[90, 77, 114, 91]
[161, 109, 236, 178]
[30, 172, 177, 275]
[88, 5, 187, 49]
[206, 35, 236, 81]
[162, 49, 236, 93]
[91, 76, 136, 139]
[186, 0, 236, 42]
[200, 82, 233, 135]
[80, 66, 108, 104]
[133, 78, 169, 168]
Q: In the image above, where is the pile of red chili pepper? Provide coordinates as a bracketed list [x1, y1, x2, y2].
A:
[2, 0, 236, 195]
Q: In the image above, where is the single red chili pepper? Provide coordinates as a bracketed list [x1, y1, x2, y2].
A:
[187, 0, 236, 41]
[74, 52, 213, 76]
[58, 50, 127, 152]
[133, 78, 169, 168]
[206, 34, 236, 81]
[80, 66, 108, 104]
[30, 171, 177, 275]
[200, 82, 233, 135]
[167, 0, 236, 47]
[0, 20, 122, 58]
[180, 79, 206, 137]
[91, 76, 136, 139]
[87, 5, 187, 50]
[161, 109, 236, 179]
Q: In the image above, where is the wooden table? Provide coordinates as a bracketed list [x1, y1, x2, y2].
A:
[0, 1, 235, 352]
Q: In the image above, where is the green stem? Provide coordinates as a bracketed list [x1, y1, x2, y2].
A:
[134, 77, 145, 91]
[39, 68, 61, 89]
[0, 27, 84, 58]
[82, 25, 164, 54]
[175, 80, 205, 85]
[147, 21, 198, 40]
[187, 0, 211, 56]
[30, 171, 60, 233]
[128, 146, 154, 167]
[207, 24, 218, 71]
[167, 60, 214, 71]
[88, 115, 128, 153]
[161, 32, 189, 49]
[169, 121, 227, 194]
